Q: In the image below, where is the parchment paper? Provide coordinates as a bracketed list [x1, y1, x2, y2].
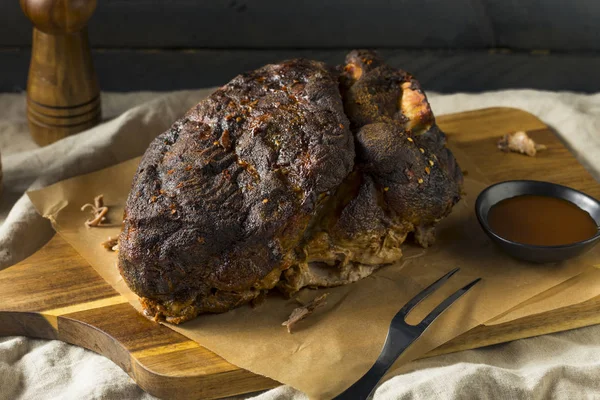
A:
[27, 146, 600, 399]
[485, 267, 600, 326]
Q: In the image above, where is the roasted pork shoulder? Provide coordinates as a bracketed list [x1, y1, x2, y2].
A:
[118, 50, 463, 324]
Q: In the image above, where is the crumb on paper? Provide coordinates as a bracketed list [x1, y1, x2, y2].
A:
[101, 237, 119, 252]
[498, 131, 547, 157]
[282, 293, 328, 333]
[81, 194, 110, 227]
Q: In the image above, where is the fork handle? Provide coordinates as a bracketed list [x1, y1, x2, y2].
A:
[334, 326, 419, 400]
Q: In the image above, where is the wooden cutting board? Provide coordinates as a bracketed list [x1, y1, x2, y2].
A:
[2, 107, 600, 400]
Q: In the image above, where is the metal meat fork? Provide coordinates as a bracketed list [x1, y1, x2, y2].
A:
[334, 268, 481, 400]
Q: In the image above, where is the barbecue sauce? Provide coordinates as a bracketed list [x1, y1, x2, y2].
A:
[487, 195, 598, 246]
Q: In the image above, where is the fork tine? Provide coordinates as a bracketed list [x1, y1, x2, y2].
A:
[418, 278, 482, 328]
[397, 267, 460, 318]
[334, 272, 480, 400]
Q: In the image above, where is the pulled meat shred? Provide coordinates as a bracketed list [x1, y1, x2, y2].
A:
[282, 293, 329, 333]
[81, 194, 109, 227]
[101, 236, 119, 251]
[498, 131, 547, 157]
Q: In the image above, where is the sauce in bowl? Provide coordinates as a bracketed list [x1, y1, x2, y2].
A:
[487, 195, 598, 246]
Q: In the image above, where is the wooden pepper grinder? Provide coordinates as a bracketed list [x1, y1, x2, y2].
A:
[21, 0, 101, 146]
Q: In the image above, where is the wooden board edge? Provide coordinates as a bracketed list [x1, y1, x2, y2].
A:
[425, 295, 600, 358]
[0, 311, 58, 340]
[56, 315, 279, 400]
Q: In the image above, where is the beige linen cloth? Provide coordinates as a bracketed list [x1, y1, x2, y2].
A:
[1, 89, 600, 399]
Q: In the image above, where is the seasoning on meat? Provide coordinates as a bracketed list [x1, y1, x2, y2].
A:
[498, 131, 547, 157]
[282, 293, 329, 333]
[81, 194, 109, 227]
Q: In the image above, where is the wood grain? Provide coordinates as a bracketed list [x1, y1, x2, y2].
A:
[21, 0, 100, 146]
[1, 107, 599, 399]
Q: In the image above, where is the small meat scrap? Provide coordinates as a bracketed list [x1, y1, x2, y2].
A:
[498, 131, 547, 157]
[81, 194, 109, 227]
[282, 293, 328, 333]
[101, 237, 119, 252]
[251, 290, 267, 308]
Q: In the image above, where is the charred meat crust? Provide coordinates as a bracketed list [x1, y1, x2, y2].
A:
[118, 50, 463, 324]
[118, 59, 355, 322]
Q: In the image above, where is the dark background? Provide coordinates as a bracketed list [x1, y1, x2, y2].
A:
[2, 0, 599, 93]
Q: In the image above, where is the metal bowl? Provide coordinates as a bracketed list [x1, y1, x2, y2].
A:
[475, 180, 600, 263]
